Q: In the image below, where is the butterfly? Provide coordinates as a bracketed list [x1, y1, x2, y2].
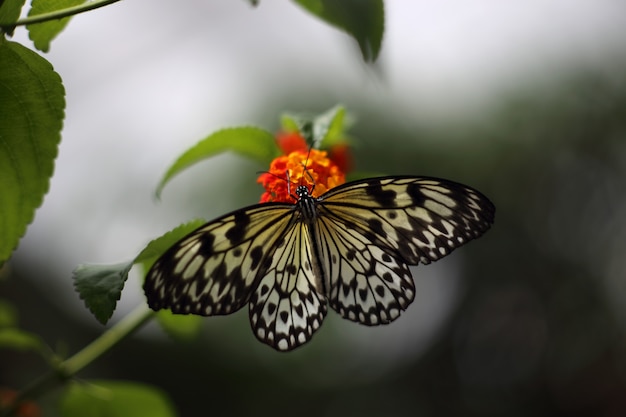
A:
[144, 176, 495, 351]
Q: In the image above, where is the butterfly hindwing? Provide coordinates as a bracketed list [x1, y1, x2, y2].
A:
[314, 213, 415, 325]
[249, 221, 327, 351]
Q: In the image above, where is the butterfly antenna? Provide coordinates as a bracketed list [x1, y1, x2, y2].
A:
[299, 144, 318, 195]
[286, 170, 295, 200]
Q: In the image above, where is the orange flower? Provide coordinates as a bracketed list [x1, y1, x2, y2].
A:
[257, 146, 346, 203]
[328, 143, 352, 174]
[275, 131, 308, 155]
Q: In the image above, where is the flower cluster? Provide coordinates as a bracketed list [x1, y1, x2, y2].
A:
[257, 132, 351, 203]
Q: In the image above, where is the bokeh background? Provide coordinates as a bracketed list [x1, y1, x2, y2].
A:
[3, 1, 626, 416]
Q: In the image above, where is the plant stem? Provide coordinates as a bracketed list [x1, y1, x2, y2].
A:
[0, 0, 122, 30]
[0, 304, 154, 417]
[61, 304, 154, 376]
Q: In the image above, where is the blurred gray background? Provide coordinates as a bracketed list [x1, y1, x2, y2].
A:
[3, 1, 626, 416]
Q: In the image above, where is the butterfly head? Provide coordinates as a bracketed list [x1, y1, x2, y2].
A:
[295, 184, 312, 200]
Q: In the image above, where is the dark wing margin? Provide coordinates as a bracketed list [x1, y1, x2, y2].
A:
[143, 203, 295, 317]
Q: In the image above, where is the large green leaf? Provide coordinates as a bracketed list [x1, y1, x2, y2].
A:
[155, 126, 279, 198]
[27, 0, 86, 52]
[0, 40, 65, 265]
[60, 380, 177, 417]
[0, 0, 26, 34]
[293, 0, 384, 62]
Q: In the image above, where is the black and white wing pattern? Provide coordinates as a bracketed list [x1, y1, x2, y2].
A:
[145, 202, 328, 351]
[314, 176, 494, 326]
[144, 176, 495, 351]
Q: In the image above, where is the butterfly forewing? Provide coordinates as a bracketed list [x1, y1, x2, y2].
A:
[144, 175, 494, 351]
[144, 203, 294, 316]
[319, 176, 495, 265]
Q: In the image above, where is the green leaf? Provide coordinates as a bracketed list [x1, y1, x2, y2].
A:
[60, 380, 177, 417]
[0, 325, 54, 362]
[280, 113, 300, 134]
[0, 327, 45, 352]
[135, 219, 206, 267]
[135, 220, 206, 340]
[314, 105, 349, 147]
[293, 0, 384, 62]
[0, 0, 26, 34]
[72, 221, 205, 324]
[155, 310, 203, 341]
[281, 105, 350, 148]
[73, 262, 134, 325]
[27, 0, 85, 52]
[155, 126, 279, 198]
[0, 40, 65, 265]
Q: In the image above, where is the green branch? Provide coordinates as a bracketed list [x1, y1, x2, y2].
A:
[0, 0, 122, 30]
[0, 304, 154, 417]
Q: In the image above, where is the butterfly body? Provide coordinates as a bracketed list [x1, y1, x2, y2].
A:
[144, 176, 495, 351]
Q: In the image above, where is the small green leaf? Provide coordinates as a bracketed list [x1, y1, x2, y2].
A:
[155, 310, 203, 341]
[135, 219, 206, 267]
[72, 221, 205, 324]
[0, 326, 55, 362]
[293, 0, 384, 62]
[0, 0, 26, 34]
[280, 113, 300, 134]
[135, 220, 206, 340]
[27, 0, 85, 52]
[314, 105, 349, 147]
[155, 127, 279, 198]
[281, 105, 350, 148]
[60, 380, 177, 417]
[0, 327, 45, 352]
[73, 262, 134, 325]
[0, 40, 65, 265]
